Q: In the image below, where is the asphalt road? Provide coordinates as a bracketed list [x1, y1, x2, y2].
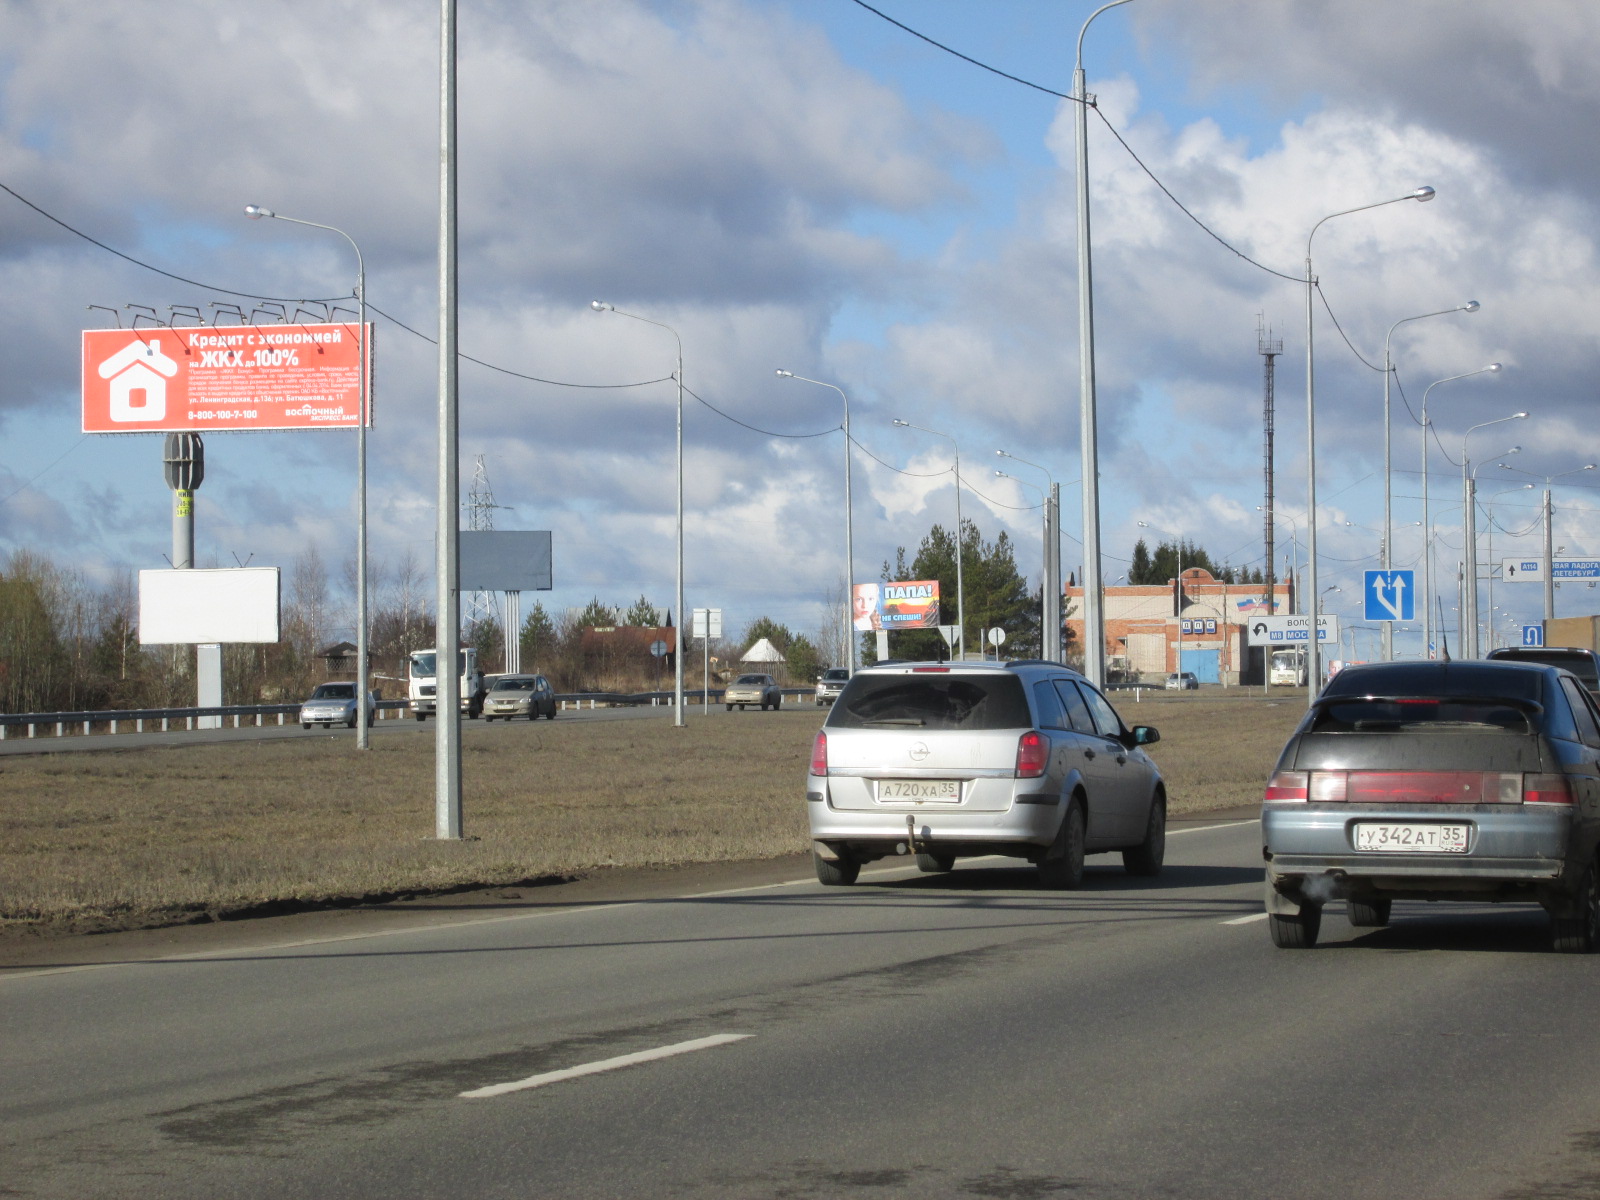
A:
[7, 818, 1600, 1199]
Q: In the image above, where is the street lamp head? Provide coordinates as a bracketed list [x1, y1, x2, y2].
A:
[996, 449, 1009, 458]
[1513, 412, 1528, 420]
[1486, 362, 1503, 373]
[1461, 300, 1481, 313]
[774, 369, 792, 377]
[243, 205, 274, 220]
[893, 419, 909, 427]
[1411, 186, 1437, 202]
[590, 300, 613, 312]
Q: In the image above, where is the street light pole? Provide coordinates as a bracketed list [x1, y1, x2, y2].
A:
[777, 371, 854, 673]
[1074, 0, 1132, 689]
[592, 302, 685, 726]
[244, 204, 371, 749]
[1305, 185, 1435, 700]
[1461, 419, 1526, 658]
[1500, 463, 1595, 623]
[1420, 364, 1502, 660]
[1381, 300, 1479, 659]
[998, 449, 1059, 660]
[895, 419, 964, 659]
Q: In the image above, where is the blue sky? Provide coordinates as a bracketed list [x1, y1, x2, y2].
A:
[3, 0, 1599, 663]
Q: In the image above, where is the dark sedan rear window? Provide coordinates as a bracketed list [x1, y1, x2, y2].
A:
[1322, 664, 1543, 701]
[1309, 697, 1533, 734]
[1490, 650, 1600, 687]
[829, 673, 1032, 731]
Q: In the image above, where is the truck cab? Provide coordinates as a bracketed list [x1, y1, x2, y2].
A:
[408, 647, 487, 720]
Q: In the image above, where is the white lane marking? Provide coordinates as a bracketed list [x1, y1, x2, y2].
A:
[1223, 912, 1270, 925]
[459, 1034, 752, 1099]
[1171, 820, 1256, 835]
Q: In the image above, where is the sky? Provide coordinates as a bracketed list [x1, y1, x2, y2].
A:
[2, 0, 1599, 660]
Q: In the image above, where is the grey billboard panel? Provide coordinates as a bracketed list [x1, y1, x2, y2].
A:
[459, 531, 553, 591]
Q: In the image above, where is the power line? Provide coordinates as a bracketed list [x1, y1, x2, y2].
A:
[1, 180, 669, 391]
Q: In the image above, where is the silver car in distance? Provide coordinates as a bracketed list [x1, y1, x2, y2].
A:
[806, 660, 1166, 887]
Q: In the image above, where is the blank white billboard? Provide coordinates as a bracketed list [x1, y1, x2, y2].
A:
[139, 568, 281, 644]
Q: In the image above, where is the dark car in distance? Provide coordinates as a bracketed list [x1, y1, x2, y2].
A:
[1261, 659, 1600, 952]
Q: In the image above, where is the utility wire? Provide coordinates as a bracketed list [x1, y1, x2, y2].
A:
[1, 180, 668, 391]
[847, 0, 1077, 102]
[682, 385, 838, 438]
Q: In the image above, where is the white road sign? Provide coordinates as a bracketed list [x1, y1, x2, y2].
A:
[1245, 614, 1338, 646]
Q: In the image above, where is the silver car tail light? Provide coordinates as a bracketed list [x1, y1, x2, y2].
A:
[1264, 770, 1308, 802]
[809, 730, 828, 776]
[1309, 772, 1348, 803]
[1014, 731, 1048, 779]
[1524, 773, 1575, 805]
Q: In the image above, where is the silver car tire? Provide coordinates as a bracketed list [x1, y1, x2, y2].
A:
[1122, 794, 1166, 877]
[1552, 862, 1600, 953]
[813, 850, 860, 886]
[1037, 802, 1085, 890]
[915, 852, 955, 873]
[302, 722, 312, 730]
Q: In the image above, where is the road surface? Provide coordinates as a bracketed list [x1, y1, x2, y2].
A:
[6, 815, 1600, 1198]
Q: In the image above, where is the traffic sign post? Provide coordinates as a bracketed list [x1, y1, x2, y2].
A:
[1245, 614, 1339, 646]
[692, 608, 722, 714]
[1364, 570, 1415, 622]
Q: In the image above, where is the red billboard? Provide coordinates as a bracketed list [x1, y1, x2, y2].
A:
[82, 323, 372, 433]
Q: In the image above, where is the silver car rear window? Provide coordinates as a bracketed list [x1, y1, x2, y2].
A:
[828, 674, 1032, 730]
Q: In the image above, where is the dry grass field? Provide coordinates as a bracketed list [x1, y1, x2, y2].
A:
[0, 690, 1304, 937]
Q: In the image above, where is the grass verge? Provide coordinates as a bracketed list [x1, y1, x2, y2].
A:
[0, 691, 1303, 937]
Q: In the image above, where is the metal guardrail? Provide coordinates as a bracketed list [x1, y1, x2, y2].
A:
[0, 688, 814, 740]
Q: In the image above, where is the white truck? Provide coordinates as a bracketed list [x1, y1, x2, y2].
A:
[408, 647, 487, 720]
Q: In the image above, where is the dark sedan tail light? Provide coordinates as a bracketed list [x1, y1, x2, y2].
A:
[1015, 731, 1049, 779]
[809, 730, 828, 777]
[1265, 769, 1571, 805]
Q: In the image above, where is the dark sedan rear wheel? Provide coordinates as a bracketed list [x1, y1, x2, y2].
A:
[1347, 898, 1392, 927]
[1268, 907, 1322, 949]
[1552, 863, 1599, 953]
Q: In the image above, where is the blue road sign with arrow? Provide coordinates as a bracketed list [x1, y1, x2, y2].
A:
[1365, 570, 1415, 622]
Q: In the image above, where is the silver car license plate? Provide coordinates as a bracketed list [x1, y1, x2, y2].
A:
[1353, 822, 1470, 853]
[876, 779, 961, 803]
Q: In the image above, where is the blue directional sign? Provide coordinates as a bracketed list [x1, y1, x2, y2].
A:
[1523, 624, 1545, 647]
[1364, 570, 1416, 622]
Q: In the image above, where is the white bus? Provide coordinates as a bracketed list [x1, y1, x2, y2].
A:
[1269, 647, 1308, 686]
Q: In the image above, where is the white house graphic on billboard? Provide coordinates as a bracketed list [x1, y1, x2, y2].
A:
[97, 337, 178, 423]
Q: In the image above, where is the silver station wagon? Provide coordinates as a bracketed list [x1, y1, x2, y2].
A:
[1262, 659, 1600, 951]
[806, 660, 1166, 887]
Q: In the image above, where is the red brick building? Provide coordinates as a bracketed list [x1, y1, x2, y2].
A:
[1064, 568, 1292, 685]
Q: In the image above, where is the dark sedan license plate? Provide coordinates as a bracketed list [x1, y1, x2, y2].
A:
[1354, 822, 1469, 853]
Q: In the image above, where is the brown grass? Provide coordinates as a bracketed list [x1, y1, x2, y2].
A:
[0, 691, 1303, 936]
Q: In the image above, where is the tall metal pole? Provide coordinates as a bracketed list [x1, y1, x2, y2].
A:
[1544, 487, 1556, 623]
[1380, 301, 1479, 660]
[1073, 0, 1130, 689]
[997, 450, 1058, 660]
[435, 0, 462, 839]
[1305, 187, 1434, 698]
[243, 206, 371, 747]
